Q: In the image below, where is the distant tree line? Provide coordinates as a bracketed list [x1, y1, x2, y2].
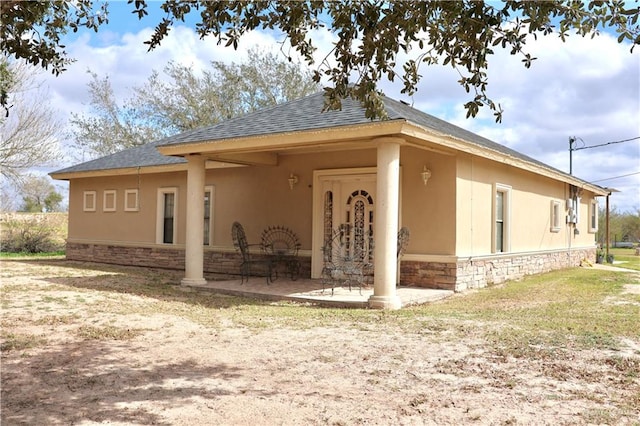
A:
[598, 207, 640, 247]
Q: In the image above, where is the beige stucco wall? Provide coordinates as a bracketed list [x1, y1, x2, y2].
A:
[68, 150, 382, 249]
[212, 149, 377, 249]
[455, 154, 598, 256]
[66, 145, 596, 259]
[398, 147, 456, 255]
[211, 146, 455, 254]
[69, 172, 188, 244]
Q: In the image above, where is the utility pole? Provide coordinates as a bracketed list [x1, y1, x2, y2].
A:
[569, 136, 576, 175]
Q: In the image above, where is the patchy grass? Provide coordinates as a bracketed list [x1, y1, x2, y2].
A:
[33, 314, 80, 325]
[0, 332, 47, 352]
[0, 251, 65, 258]
[1, 258, 638, 347]
[405, 268, 639, 354]
[609, 247, 640, 271]
[75, 325, 145, 341]
[2, 258, 638, 350]
[605, 355, 640, 378]
[1, 257, 638, 425]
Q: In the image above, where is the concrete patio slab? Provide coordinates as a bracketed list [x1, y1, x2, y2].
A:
[184, 276, 453, 308]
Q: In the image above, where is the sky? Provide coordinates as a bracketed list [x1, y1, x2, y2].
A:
[26, 2, 640, 212]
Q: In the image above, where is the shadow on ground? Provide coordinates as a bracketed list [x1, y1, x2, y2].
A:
[1, 339, 258, 425]
[3, 258, 284, 311]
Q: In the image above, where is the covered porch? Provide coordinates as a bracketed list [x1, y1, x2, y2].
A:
[152, 94, 461, 309]
[184, 276, 454, 309]
[164, 134, 426, 309]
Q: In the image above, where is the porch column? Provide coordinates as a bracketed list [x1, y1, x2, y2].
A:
[369, 138, 402, 310]
[181, 154, 207, 286]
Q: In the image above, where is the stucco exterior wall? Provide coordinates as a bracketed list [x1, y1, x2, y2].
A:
[68, 172, 188, 244]
[455, 154, 599, 257]
[399, 147, 457, 255]
[64, 144, 599, 292]
[68, 146, 457, 256]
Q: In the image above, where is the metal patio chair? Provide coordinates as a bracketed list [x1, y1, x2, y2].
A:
[261, 225, 302, 280]
[321, 224, 373, 295]
[396, 227, 410, 286]
[231, 222, 274, 284]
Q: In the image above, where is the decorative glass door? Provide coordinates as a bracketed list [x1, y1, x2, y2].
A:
[318, 175, 376, 273]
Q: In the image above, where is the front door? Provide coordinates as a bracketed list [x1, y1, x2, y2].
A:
[312, 169, 377, 277]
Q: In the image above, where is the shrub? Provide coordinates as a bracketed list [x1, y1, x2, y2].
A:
[0, 217, 64, 253]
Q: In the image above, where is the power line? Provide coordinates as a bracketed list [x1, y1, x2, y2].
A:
[568, 135, 640, 175]
[591, 171, 640, 183]
[573, 136, 640, 151]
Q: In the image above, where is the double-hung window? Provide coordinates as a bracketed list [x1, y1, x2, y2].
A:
[550, 200, 562, 232]
[157, 188, 178, 244]
[493, 184, 511, 253]
[157, 186, 215, 245]
[204, 186, 215, 246]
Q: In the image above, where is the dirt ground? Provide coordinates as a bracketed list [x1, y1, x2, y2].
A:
[1, 259, 639, 425]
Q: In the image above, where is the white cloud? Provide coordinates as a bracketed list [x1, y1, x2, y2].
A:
[418, 32, 640, 212]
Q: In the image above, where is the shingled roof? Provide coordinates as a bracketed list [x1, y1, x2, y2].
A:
[156, 92, 514, 154]
[51, 92, 594, 191]
[51, 138, 185, 175]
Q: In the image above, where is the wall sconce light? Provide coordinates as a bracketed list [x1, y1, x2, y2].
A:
[288, 173, 299, 190]
[421, 166, 432, 186]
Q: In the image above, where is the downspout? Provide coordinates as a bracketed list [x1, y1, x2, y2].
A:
[602, 188, 618, 262]
[470, 157, 474, 287]
[567, 184, 572, 266]
[606, 191, 611, 262]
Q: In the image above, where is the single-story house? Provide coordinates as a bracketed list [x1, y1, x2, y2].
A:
[51, 92, 608, 309]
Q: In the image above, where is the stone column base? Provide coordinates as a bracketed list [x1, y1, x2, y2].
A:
[181, 277, 207, 286]
[368, 295, 402, 310]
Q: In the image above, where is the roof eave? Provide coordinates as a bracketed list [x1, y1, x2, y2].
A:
[50, 161, 246, 181]
[156, 120, 407, 157]
[49, 163, 188, 181]
[398, 122, 610, 196]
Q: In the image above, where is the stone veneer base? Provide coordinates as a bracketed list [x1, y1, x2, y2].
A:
[400, 248, 596, 291]
[66, 242, 595, 292]
[65, 241, 312, 278]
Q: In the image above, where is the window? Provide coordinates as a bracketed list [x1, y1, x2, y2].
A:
[589, 199, 598, 233]
[124, 189, 139, 212]
[204, 186, 214, 246]
[103, 190, 116, 212]
[156, 188, 178, 244]
[346, 190, 374, 261]
[550, 200, 562, 233]
[83, 191, 96, 212]
[323, 190, 333, 247]
[493, 184, 511, 253]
